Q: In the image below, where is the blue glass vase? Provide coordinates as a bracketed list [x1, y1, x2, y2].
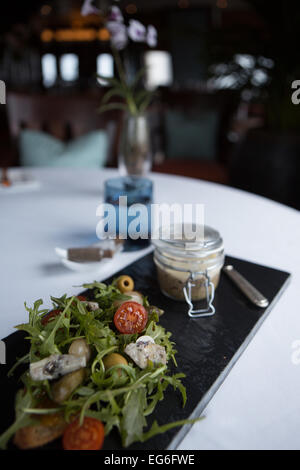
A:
[103, 176, 153, 248]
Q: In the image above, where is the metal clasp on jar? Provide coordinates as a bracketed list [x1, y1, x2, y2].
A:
[183, 271, 215, 318]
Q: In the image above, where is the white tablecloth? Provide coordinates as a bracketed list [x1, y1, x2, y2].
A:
[1, 167, 300, 450]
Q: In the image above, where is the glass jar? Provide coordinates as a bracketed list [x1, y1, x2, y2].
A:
[152, 224, 224, 318]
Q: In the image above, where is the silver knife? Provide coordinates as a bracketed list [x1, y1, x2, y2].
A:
[223, 265, 269, 308]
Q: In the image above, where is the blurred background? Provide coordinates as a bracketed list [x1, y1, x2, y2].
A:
[1, 0, 300, 209]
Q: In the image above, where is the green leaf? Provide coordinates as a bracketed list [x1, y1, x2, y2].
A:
[120, 388, 147, 447]
[145, 321, 165, 341]
[131, 67, 147, 88]
[50, 294, 68, 309]
[14, 323, 39, 337]
[0, 389, 35, 449]
[101, 87, 128, 104]
[144, 380, 169, 416]
[15, 300, 48, 338]
[39, 297, 74, 356]
[141, 416, 205, 443]
[163, 374, 187, 407]
[97, 102, 128, 114]
[82, 281, 107, 291]
[145, 321, 177, 360]
[8, 353, 30, 377]
[138, 93, 155, 114]
[76, 386, 95, 397]
[86, 408, 120, 435]
[22, 407, 62, 415]
[96, 74, 121, 87]
[134, 89, 152, 106]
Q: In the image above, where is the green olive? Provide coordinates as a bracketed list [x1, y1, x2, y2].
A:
[116, 275, 134, 293]
[52, 368, 85, 404]
[103, 353, 128, 371]
[68, 339, 91, 362]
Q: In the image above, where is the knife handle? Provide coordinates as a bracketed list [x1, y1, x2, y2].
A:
[223, 265, 269, 308]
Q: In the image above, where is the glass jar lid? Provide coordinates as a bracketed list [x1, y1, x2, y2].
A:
[152, 223, 223, 258]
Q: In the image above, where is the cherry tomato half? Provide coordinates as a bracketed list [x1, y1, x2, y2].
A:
[72, 295, 87, 306]
[41, 309, 62, 326]
[114, 301, 148, 334]
[63, 417, 105, 451]
[42, 295, 86, 326]
[77, 295, 87, 302]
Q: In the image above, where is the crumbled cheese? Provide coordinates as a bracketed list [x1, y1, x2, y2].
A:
[136, 335, 155, 345]
[125, 339, 167, 369]
[30, 354, 86, 381]
[83, 301, 99, 311]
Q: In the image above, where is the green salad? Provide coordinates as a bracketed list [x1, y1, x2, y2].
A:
[0, 275, 198, 450]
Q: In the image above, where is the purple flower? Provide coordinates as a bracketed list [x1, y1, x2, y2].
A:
[128, 20, 146, 43]
[81, 0, 100, 16]
[147, 25, 157, 47]
[108, 6, 124, 23]
[107, 21, 128, 50]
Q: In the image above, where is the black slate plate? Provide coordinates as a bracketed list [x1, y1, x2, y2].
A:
[0, 254, 291, 450]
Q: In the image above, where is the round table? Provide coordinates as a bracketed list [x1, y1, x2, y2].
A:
[1, 167, 300, 450]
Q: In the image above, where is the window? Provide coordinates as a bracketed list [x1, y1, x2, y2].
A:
[41, 53, 57, 87]
[60, 53, 79, 82]
[144, 51, 173, 90]
[97, 53, 114, 85]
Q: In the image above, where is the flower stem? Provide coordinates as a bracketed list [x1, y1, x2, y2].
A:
[112, 47, 126, 85]
[112, 47, 138, 115]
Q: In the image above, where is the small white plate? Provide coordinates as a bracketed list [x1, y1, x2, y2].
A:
[0, 172, 40, 194]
